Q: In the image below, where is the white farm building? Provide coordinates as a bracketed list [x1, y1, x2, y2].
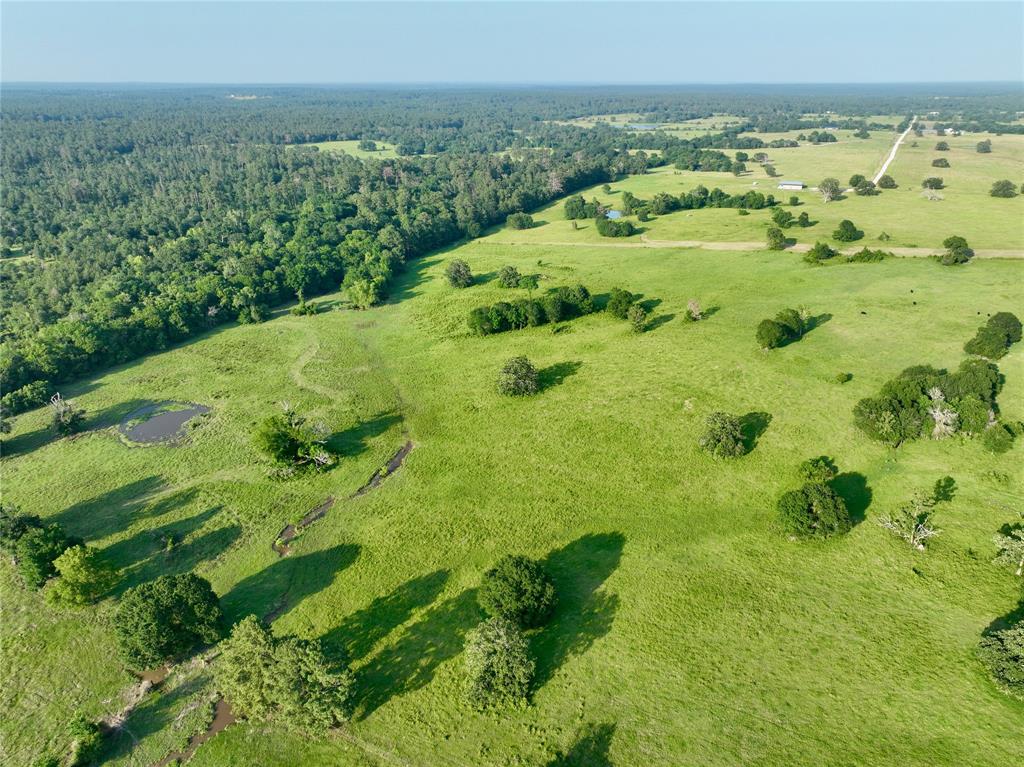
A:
[777, 180, 805, 190]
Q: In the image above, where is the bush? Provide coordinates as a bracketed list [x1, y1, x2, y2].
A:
[976, 139, 993, 154]
[789, 195, 800, 206]
[506, 212, 534, 230]
[771, 208, 793, 228]
[497, 356, 538, 396]
[803, 241, 837, 265]
[931, 158, 950, 168]
[15, 524, 81, 589]
[45, 545, 119, 606]
[564, 195, 599, 220]
[498, 265, 521, 288]
[877, 174, 897, 189]
[114, 573, 224, 668]
[777, 482, 851, 539]
[594, 216, 635, 238]
[940, 235, 973, 265]
[990, 180, 1018, 198]
[797, 211, 811, 227]
[845, 247, 890, 263]
[606, 288, 637, 319]
[798, 456, 838, 482]
[216, 615, 354, 733]
[834, 372, 853, 384]
[1, 380, 50, 416]
[478, 555, 557, 628]
[469, 285, 595, 336]
[628, 304, 648, 333]
[854, 180, 878, 196]
[849, 174, 866, 188]
[832, 219, 863, 242]
[757, 319, 787, 349]
[464, 617, 534, 709]
[983, 423, 1014, 454]
[445, 259, 474, 288]
[0, 504, 41, 555]
[765, 226, 787, 250]
[977, 624, 1023, 698]
[922, 177, 944, 190]
[935, 141, 949, 151]
[698, 412, 747, 457]
[67, 714, 104, 767]
[49, 393, 84, 436]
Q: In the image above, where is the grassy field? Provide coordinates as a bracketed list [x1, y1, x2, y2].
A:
[2, 216, 1022, 764]
[302, 140, 400, 159]
[485, 132, 1024, 251]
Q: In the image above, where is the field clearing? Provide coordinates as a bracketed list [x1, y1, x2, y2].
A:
[2, 228, 1022, 765]
[485, 133, 1024, 251]
[301, 140, 400, 159]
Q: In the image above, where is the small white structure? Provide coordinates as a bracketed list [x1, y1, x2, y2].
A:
[777, 180, 805, 191]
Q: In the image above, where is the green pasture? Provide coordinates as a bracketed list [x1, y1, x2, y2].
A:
[2, 225, 1022, 765]
[302, 140, 400, 159]
[486, 133, 1024, 251]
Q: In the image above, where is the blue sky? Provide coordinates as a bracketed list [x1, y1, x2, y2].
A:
[2, 1, 1022, 84]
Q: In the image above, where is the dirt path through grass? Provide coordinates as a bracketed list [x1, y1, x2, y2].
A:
[872, 116, 916, 185]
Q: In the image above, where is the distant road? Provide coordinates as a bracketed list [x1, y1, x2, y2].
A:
[872, 116, 916, 185]
[496, 237, 1023, 259]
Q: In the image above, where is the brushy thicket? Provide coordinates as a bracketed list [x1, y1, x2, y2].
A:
[469, 285, 594, 335]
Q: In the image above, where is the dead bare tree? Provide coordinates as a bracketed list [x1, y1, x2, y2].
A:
[49, 393, 85, 436]
[927, 387, 958, 439]
[878, 490, 941, 550]
[686, 299, 703, 322]
[993, 524, 1024, 577]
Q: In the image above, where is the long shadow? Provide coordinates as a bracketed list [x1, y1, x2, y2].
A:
[647, 313, 676, 331]
[701, 305, 721, 319]
[547, 722, 617, 767]
[221, 543, 360, 625]
[326, 411, 403, 458]
[98, 670, 210, 764]
[388, 254, 445, 303]
[116, 522, 243, 594]
[86, 398, 155, 431]
[830, 472, 872, 526]
[51, 476, 171, 542]
[738, 412, 772, 453]
[532, 533, 626, 690]
[0, 395, 151, 458]
[638, 297, 662, 312]
[320, 569, 450, 663]
[539, 361, 582, 391]
[357, 587, 481, 719]
[805, 313, 833, 332]
[984, 597, 1024, 635]
[103, 505, 220, 572]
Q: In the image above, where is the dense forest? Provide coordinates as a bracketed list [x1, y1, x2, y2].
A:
[2, 84, 1021, 412]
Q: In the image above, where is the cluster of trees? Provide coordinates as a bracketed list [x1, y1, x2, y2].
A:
[804, 243, 891, 265]
[468, 285, 594, 335]
[798, 131, 838, 144]
[853, 358, 1008, 447]
[777, 457, 851, 539]
[216, 616, 354, 733]
[963, 312, 1022, 360]
[757, 308, 809, 350]
[832, 219, 863, 242]
[922, 177, 945, 190]
[497, 265, 538, 291]
[978, 511, 1024, 699]
[606, 287, 649, 332]
[0, 506, 89, 591]
[465, 555, 557, 708]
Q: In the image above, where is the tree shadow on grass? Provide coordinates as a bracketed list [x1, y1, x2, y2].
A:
[539, 361, 582, 391]
[387, 254, 444, 304]
[532, 533, 625, 690]
[933, 476, 957, 504]
[546, 722, 617, 767]
[103, 504, 221, 573]
[647, 313, 676, 331]
[221, 544, 360, 625]
[699, 305, 721, 320]
[806, 313, 833, 332]
[356, 587, 482, 719]
[984, 596, 1024, 635]
[115, 521, 243, 594]
[638, 297, 662, 312]
[52, 476, 172, 542]
[320, 569, 450, 663]
[738, 412, 772, 453]
[830, 472, 872, 526]
[326, 411, 403, 459]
